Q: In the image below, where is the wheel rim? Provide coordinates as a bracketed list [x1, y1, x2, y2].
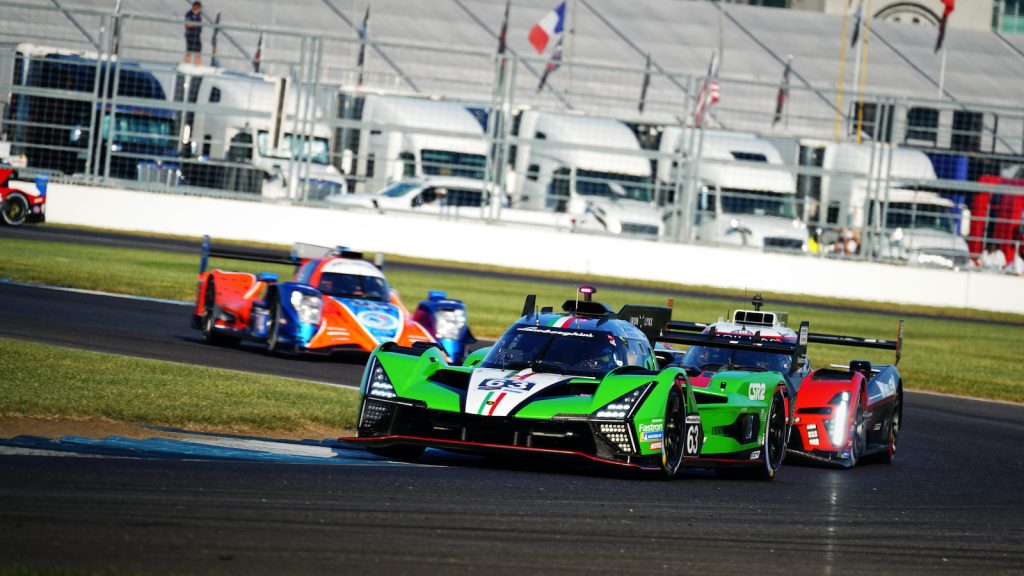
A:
[662, 387, 684, 475]
[765, 390, 786, 472]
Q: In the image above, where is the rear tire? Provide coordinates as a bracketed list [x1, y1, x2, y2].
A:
[1, 193, 29, 226]
[660, 385, 685, 480]
[200, 282, 238, 347]
[880, 386, 902, 464]
[368, 445, 426, 461]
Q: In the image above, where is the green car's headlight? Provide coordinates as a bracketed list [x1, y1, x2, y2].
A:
[290, 291, 322, 325]
[592, 383, 653, 420]
[367, 360, 397, 399]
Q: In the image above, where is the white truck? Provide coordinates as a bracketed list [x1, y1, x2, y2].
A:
[337, 94, 489, 195]
[508, 110, 663, 238]
[817, 142, 971, 268]
[654, 128, 807, 250]
[173, 64, 347, 199]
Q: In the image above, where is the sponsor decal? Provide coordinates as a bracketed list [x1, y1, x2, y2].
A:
[517, 326, 593, 338]
[652, 418, 663, 424]
[750, 450, 761, 460]
[649, 441, 663, 450]
[638, 423, 663, 433]
[358, 310, 398, 331]
[641, 431, 664, 441]
[685, 415, 701, 424]
[477, 379, 537, 393]
[748, 382, 766, 401]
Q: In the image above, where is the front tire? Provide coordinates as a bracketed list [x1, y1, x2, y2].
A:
[266, 299, 283, 354]
[660, 385, 686, 480]
[848, 389, 866, 468]
[757, 386, 788, 481]
[1, 194, 29, 226]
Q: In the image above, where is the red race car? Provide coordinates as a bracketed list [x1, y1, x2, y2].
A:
[659, 295, 904, 468]
[191, 237, 475, 363]
[0, 168, 46, 226]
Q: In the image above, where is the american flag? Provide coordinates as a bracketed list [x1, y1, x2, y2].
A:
[694, 51, 720, 128]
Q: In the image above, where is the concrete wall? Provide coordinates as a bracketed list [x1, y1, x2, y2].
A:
[44, 183, 1024, 314]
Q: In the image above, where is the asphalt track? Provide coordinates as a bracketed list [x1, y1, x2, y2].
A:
[2, 227, 1024, 569]
[1, 281, 1024, 574]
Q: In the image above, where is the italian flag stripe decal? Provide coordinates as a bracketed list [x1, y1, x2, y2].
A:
[487, 392, 507, 416]
[477, 391, 494, 415]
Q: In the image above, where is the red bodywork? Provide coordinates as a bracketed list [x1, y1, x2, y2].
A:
[0, 168, 46, 224]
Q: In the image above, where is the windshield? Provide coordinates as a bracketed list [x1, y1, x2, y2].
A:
[577, 169, 653, 203]
[885, 202, 955, 234]
[379, 181, 421, 198]
[101, 114, 174, 147]
[481, 326, 628, 377]
[257, 131, 329, 165]
[716, 188, 797, 219]
[317, 272, 389, 302]
[421, 149, 487, 180]
[683, 345, 792, 374]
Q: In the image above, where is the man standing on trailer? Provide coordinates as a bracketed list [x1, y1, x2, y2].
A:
[184, 1, 203, 64]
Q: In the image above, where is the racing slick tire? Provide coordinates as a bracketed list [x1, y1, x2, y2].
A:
[266, 299, 283, 354]
[756, 385, 788, 481]
[368, 445, 426, 461]
[716, 386, 787, 481]
[660, 384, 685, 480]
[200, 282, 238, 347]
[848, 389, 866, 468]
[879, 385, 902, 464]
[1, 193, 29, 226]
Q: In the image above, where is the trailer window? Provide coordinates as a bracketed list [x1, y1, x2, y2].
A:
[257, 131, 329, 165]
[421, 149, 486, 180]
[576, 169, 653, 203]
[718, 188, 797, 219]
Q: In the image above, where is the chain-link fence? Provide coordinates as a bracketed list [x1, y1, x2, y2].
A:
[0, 1, 1022, 275]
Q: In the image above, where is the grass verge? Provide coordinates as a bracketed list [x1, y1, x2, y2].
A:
[0, 337, 360, 437]
[2, 232, 1023, 403]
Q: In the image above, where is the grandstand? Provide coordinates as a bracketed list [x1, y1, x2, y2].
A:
[3, 0, 1024, 123]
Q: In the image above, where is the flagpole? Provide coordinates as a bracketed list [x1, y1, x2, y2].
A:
[938, 44, 947, 98]
[567, 0, 578, 100]
[856, 0, 872, 144]
[834, 0, 852, 141]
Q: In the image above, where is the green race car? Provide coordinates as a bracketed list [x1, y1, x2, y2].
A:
[348, 287, 791, 479]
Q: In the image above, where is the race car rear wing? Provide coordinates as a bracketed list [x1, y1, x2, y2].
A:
[658, 319, 904, 366]
[199, 235, 294, 275]
[199, 236, 380, 274]
[806, 319, 904, 366]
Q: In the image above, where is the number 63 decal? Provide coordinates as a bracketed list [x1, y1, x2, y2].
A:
[684, 415, 703, 457]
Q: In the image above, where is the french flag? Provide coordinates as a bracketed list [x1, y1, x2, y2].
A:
[529, 1, 565, 55]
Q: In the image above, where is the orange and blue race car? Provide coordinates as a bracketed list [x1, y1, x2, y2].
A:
[0, 168, 46, 226]
[191, 236, 475, 363]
